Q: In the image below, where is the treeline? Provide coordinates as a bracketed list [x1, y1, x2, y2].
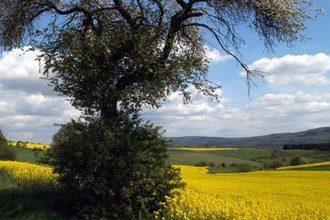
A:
[283, 143, 330, 151]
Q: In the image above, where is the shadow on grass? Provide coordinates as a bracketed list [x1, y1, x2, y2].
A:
[206, 166, 239, 174]
[0, 185, 71, 220]
[0, 169, 71, 220]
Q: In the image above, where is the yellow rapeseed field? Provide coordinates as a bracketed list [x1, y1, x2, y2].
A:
[163, 165, 330, 219]
[0, 161, 329, 219]
[0, 161, 56, 187]
[8, 141, 50, 150]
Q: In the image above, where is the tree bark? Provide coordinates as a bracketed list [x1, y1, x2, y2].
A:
[101, 99, 119, 123]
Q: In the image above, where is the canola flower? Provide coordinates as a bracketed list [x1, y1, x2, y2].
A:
[0, 161, 329, 219]
[0, 161, 56, 187]
[162, 165, 330, 220]
[8, 141, 50, 150]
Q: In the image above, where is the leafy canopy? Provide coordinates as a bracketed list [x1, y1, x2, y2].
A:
[0, 0, 317, 120]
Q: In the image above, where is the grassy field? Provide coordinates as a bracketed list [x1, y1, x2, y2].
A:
[168, 147, 329, 170]
[0, 161, 329, 219]
[277, 161, 330, 171]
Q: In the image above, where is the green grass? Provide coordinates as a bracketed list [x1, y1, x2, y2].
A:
[277, 161, 330, 171]
[15, 148, 36, 163]
[167, 148, 268, 167]
[167, 147, 330, 172]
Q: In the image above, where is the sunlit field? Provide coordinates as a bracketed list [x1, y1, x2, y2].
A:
[1, 161, 329, 219]
[163, 165, 330, 219]
[0, 161, 56, 187]
[277, 161, 330, 171]
[8, 141, 50, 150]
[172, 147, 237, 151]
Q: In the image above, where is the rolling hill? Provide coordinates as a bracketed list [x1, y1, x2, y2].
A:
[168, 127, 330, 148]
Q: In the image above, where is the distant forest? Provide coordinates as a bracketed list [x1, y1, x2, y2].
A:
[283, 143, 330, 151]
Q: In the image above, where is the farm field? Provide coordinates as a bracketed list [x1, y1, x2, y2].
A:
[168, 147, 329, 170]
[0, 160, 329, 219]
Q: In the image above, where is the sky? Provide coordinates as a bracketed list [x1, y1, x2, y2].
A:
[0, 1, 330, 143]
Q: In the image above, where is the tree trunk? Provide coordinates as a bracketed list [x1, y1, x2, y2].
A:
[101, 99, 119, 123]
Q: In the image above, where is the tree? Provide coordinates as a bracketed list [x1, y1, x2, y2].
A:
[0, 0, 317, 121]
[0, 0, 317, 218]
[290, 156, 306, 166]
[0, 128, 16, 161]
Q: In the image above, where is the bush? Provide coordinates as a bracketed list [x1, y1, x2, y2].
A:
[221, 162, 227, 168]
[263, 162, 270, 169]
[290, 156, 306, 166]
[230, 162, 238, 167]
[0, 129, 16, 161]
[34, 149, 55, 165]
[270, 159, 284, 169]
[49, 117, 183, 219]
[208, 162, 216, 167]
[195, 161, 208, 167]
[237, 163, 252, 172]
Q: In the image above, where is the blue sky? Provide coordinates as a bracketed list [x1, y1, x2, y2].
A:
[0, 1, 329, 142]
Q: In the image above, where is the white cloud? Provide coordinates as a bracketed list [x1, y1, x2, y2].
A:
[0, 48, 80, 142]
[144, 90, 330, 137]
[248, 53, 330, 86]
[204, 45, 232, 63]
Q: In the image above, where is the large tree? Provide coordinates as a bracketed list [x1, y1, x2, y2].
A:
[0, 0, 316, 121]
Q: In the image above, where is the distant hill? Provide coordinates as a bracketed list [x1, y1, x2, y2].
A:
[167, 127, 330, 148]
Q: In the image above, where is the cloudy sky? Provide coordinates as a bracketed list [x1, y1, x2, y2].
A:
[1, 1, 330, 143]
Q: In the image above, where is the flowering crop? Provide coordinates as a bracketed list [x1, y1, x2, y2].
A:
[8, 141, 50, 150]
[0, 161, 56, 187]
[162, 165, 330, 219]
[1, 161, 329, 219]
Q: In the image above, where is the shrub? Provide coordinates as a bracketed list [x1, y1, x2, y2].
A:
[221, 162, 227, 168]
[208, 162, 216, 167]
[263, 162, 270, 170]
[230, 162, 238, 167]
[195, 161, 208, 167]
[34, 149, 55, 165]
[237, 163, 252, 172]
[50, 117, 183, 219]
[270, 159, 284, 169]
[0, 129, 16, 161]
[290, 156, 306, 166]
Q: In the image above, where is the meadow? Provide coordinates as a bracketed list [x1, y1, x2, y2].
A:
[0, 144, 329, 219]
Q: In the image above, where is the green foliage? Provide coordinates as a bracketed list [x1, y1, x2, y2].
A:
[195, 161, 208, 167]
[270, 159, 284, 169]
[0, 129, 6, 146]
[0, 128, 16, 161]
[34, 149, 55, 165]
[49, 116, 183, 219]
[236, 163, 252, 173]
[290, 156, 306, 166]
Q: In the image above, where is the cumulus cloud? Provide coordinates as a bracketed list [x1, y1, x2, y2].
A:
[204, 45, 232, 63]
[0, 48, 80, 142]
[143, 90, 330, 137]
[248, 53, 330, 86]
